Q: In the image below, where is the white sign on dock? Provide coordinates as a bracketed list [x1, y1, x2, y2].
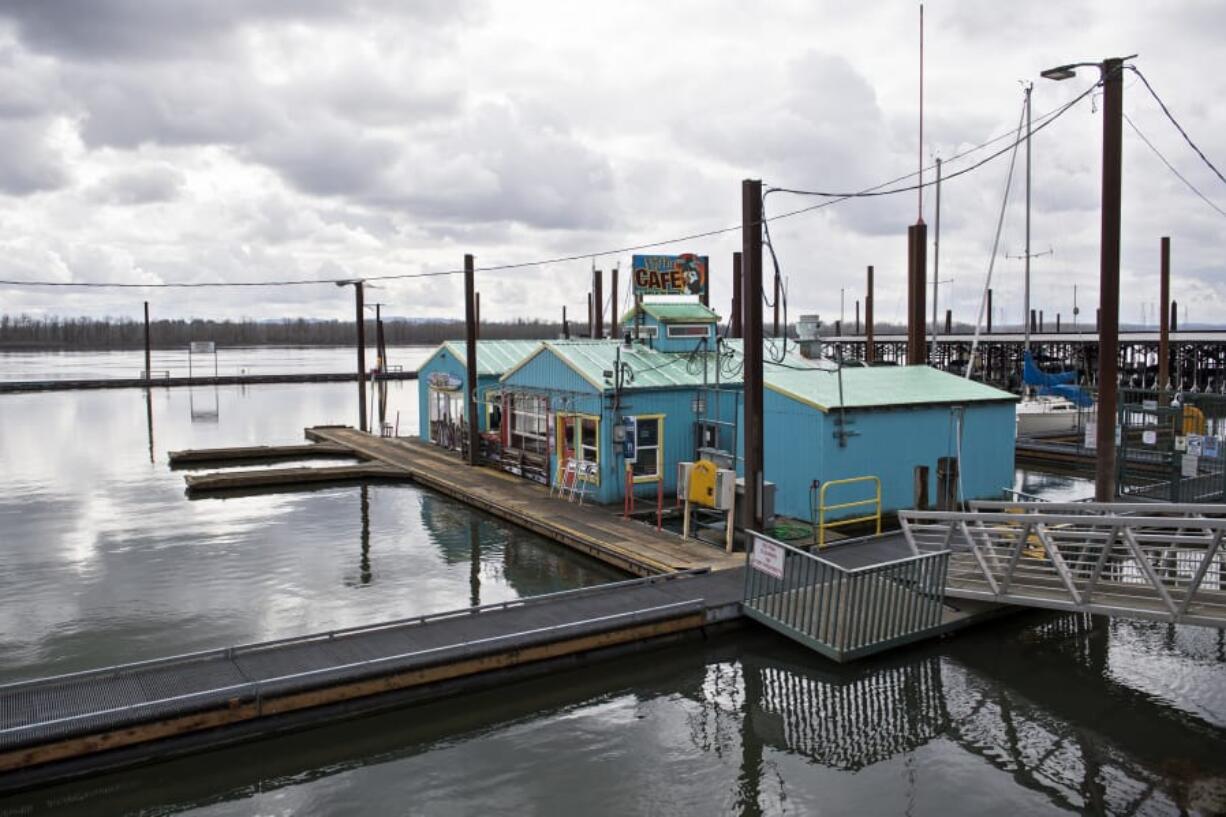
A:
[1084, 419, 1097, 450]
[1183, 453, 1200, 478]
[750, 537, 786, 580]
[190, 341, 215, 354]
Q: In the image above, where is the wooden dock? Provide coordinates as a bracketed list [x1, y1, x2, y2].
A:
[184, 463, 406, 494]
[304, 427, 745, 576]
[169, 442, 354, 467]
[0, 370, 416, 394]
[0, 570, 742, 792]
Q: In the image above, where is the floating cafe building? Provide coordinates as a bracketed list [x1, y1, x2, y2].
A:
[5, 251, 1226, 794]
[417, 296, 1017, 520]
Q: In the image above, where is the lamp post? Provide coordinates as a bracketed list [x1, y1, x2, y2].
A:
[1041, 55, 1133, 501]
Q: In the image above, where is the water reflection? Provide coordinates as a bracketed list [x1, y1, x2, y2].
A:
[0, 384, 621, 683]
[187, 386, 220, 423]
[6, 619, 1223, 817]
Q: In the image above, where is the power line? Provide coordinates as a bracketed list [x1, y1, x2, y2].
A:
[0, 77, 1101, 291]
[765, 74, 1100, 199]
[1124, 111, 1226, 219]
[1129, 66, 1226, 189]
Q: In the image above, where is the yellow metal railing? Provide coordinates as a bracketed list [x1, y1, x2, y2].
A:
[818, 476, 882, 547]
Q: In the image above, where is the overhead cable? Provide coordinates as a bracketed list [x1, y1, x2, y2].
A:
[0, 77, 1101, 290]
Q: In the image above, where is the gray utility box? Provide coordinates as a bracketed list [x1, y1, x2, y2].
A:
[735, 478, 776, 529]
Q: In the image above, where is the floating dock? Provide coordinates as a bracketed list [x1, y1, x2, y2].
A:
[0, 569, 741, 793]
[0, 370, 416, 394]
[184, 463, 406, 494]
[171, 427, 743, 574]
[169, 442, 355, 467]
[302, 427, 745, 576]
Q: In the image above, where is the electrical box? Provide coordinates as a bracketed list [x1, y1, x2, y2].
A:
[687, 459, 718, 508]
[677, 462, 694, 499]
[714, 469, 736, 511]
[735, 478, 777, 528]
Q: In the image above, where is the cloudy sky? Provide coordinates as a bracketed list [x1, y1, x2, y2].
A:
[0, 0, 1223, 327]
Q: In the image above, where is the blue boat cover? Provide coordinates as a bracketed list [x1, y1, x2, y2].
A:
[1023, 351, 1093, 407]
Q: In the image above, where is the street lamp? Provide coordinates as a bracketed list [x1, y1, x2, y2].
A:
[1041, 55, 1134, 501]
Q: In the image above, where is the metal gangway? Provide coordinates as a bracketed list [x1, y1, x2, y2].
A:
[900, 501, 1226, 628]
[743, 532, 951, 663]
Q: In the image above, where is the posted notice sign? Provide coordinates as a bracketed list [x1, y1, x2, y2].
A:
[750, 537, 785, 580]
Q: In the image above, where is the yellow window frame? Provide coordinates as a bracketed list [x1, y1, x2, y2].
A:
[631, 413, 665, 484]
[556, 412, 601, 486]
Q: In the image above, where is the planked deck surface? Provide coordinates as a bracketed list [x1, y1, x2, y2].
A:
[169, 442, 354, 466]
[306, 427, 745, 576]
[184, 463, 405, 493]
[0, 570, 743, 787]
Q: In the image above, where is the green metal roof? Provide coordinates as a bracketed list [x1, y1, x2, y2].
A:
[620, 301, 721, 325]
[502, 337, 832, 392]
[435, 340, 542, 377]
[765, 364, 1019, 412]
[528, 340, 718, 390]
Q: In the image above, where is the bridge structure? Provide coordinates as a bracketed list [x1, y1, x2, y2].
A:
[743, 501, 1226, 662]
[809, 329, 1226, 391]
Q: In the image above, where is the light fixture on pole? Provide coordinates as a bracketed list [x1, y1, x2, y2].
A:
[1041, 54, 1135, 501]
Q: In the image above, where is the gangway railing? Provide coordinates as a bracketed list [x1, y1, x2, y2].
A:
[743, 532, 949, 662]
[816, 475, 882, 547]
[899, 503, 1226, 627]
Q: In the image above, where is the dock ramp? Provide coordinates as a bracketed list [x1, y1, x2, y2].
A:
[901, 501, 1226, 627]
[742, 532, 951, 662]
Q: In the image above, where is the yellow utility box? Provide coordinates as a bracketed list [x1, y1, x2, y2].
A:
[687, 459, 718, 508]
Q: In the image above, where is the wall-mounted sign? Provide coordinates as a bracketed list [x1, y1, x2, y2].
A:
[1183, 453, 1200, 478]
[631, 253, 708, 297]
[428, 372, 463, 391]
[750, 536, 785, 580]
[1142, 429, 1158, 446]
[1205, 437, 1220, 459]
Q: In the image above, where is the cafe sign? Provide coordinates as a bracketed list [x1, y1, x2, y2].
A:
[631, 253, 709, 297]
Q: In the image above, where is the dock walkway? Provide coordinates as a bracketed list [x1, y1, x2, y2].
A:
[0, 570, 741, 792]
[0, 370, 416, 394]
[304, 427, 744, 576]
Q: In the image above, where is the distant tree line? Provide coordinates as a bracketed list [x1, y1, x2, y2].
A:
[0, 314, 567, 349]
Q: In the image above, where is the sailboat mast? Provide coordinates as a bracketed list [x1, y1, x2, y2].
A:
[1024, 82, 1032, 358]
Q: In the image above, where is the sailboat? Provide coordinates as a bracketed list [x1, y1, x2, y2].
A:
[1011, 83, 1094, 438]
[1016, 350, 1093, 435]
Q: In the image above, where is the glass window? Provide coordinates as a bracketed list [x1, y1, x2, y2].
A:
[666, 324, 710, 338]
[631, 416, 662, 480]
[510, 394, 548, 454]
[580, 417, 599, 464]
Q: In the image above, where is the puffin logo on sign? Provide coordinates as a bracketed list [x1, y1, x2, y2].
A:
[631, 253, 708, 297]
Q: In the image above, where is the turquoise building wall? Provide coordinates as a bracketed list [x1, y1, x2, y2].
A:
[416, 346, 500, 438]
[763, 389, 1016, 521]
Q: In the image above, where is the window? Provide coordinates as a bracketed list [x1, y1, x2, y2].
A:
[631, 415, 663, 481]
[509, 394, 548, 454]
[666, 323, 710, 338]
[427, 388, 464, 446]
[557, 413, 600, 485]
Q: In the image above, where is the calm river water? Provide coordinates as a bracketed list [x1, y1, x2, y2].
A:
[0, 371, 1224, 816]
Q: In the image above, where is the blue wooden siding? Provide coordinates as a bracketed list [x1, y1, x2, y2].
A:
[416, 348, 500, 437]
[763, 390, 1016, 520]
[502, 349, 601, 398]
